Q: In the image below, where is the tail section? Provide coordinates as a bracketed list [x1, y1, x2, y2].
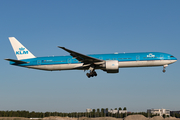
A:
[9, 37, 36, 60]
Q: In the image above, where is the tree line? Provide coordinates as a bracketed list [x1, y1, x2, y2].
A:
[0, 108, 179, 118]
[0, 110, 126, 118]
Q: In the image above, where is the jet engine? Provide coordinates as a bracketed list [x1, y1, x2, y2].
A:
[100, 60, 119, 73]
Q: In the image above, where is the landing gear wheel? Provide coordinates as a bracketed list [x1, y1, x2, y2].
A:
[93, 71, 97, 76]
[94, 73, 97, 76]
[86, 69, 98, 78]
[90, 72, 94, 77]
[86, 73, 90, 78]
[163, 69, 166, 73]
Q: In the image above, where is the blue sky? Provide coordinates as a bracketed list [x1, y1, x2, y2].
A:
[0, 0, 180, 113]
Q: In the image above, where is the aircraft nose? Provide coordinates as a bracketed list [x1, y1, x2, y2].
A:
[172, 56, 177, 63]
[175, 58, 177, 62]
[169, 55, 177, 63]
[173, 59, 177, 64]
[170, 55, 177, 60]
[174, 56, 177, 61]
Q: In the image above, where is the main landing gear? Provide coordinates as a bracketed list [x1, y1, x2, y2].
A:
[163, 64, 168, 73]
[85, 65, 97, 78]
[86, 71, 97, 78]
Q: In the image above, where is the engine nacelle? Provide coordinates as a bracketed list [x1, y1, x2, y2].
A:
[101, 60, 119, 73]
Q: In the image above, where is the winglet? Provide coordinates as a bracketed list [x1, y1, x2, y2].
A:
[57, 46, 65, 49]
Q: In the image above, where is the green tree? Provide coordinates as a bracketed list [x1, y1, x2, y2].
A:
[97, 108, 100, 117]
[92, 109, 96, 117]
[101, 108, 104, 117]
[123, 107, 127, 110]
[45, 112, 50, 117]
[175, 113, 180, 118]
[106, 108, 108, 117]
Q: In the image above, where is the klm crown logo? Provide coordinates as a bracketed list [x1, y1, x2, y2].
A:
[16, 47, 28, 55]
[19, 47, 25, 51]
[147, 53, 155, 57]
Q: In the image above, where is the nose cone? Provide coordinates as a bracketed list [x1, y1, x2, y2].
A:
[171, 56, 177, 64]
[174, 57, 177, 62]
[172, 56, 177, 60]
[175, 57, 177, 60]
[172, 59, 177, 64]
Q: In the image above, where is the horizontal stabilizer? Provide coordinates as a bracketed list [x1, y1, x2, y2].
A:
[5, 58, 28, 64]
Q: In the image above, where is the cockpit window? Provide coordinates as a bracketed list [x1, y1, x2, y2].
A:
[170, 56, 174, 58]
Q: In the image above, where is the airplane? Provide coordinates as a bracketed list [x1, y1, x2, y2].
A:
[5, 37, 177, 78]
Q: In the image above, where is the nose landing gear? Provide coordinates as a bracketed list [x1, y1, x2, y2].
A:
[163, 64, 168, 73]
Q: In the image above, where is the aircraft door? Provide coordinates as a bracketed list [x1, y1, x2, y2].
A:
[160, 54, 164, 60]
[136, 55, 140, 61]
[67, 58, 71, 64]
[99, 57, 103, 60]
[37, 60, 41, 65]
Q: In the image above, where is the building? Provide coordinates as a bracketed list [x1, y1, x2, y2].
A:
[108, 109, 127, 114]
[147, 109, 170, 117]
[86, 108, 92, 113]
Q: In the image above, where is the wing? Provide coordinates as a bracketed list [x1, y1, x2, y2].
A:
[58, 46, 104, 64]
